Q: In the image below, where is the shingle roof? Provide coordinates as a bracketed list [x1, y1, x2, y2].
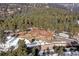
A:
[28, 28, 53, 38]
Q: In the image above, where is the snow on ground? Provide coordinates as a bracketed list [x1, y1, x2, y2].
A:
[63, 51, 79, 56]
[26, 40, 50, 48]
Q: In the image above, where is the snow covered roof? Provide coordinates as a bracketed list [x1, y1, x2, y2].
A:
[9, 38, 19, 46]
[59, 33, 69, 38]
[5, 37, 19, 49]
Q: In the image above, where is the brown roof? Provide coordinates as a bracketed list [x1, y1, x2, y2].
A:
[28, 28, 53, 40]
[13, 28, 54, 41]
[17, 31, 26, 36]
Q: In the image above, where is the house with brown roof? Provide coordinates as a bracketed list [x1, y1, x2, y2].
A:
[26, 27, 54, 42]
[13, 27, 54, 42]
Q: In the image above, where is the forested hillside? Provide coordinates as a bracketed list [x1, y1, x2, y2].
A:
[0, 6, 79, 42]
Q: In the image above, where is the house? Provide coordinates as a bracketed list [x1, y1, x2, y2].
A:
[26, 27, 54, 42]
[8, 27, 54, 43]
